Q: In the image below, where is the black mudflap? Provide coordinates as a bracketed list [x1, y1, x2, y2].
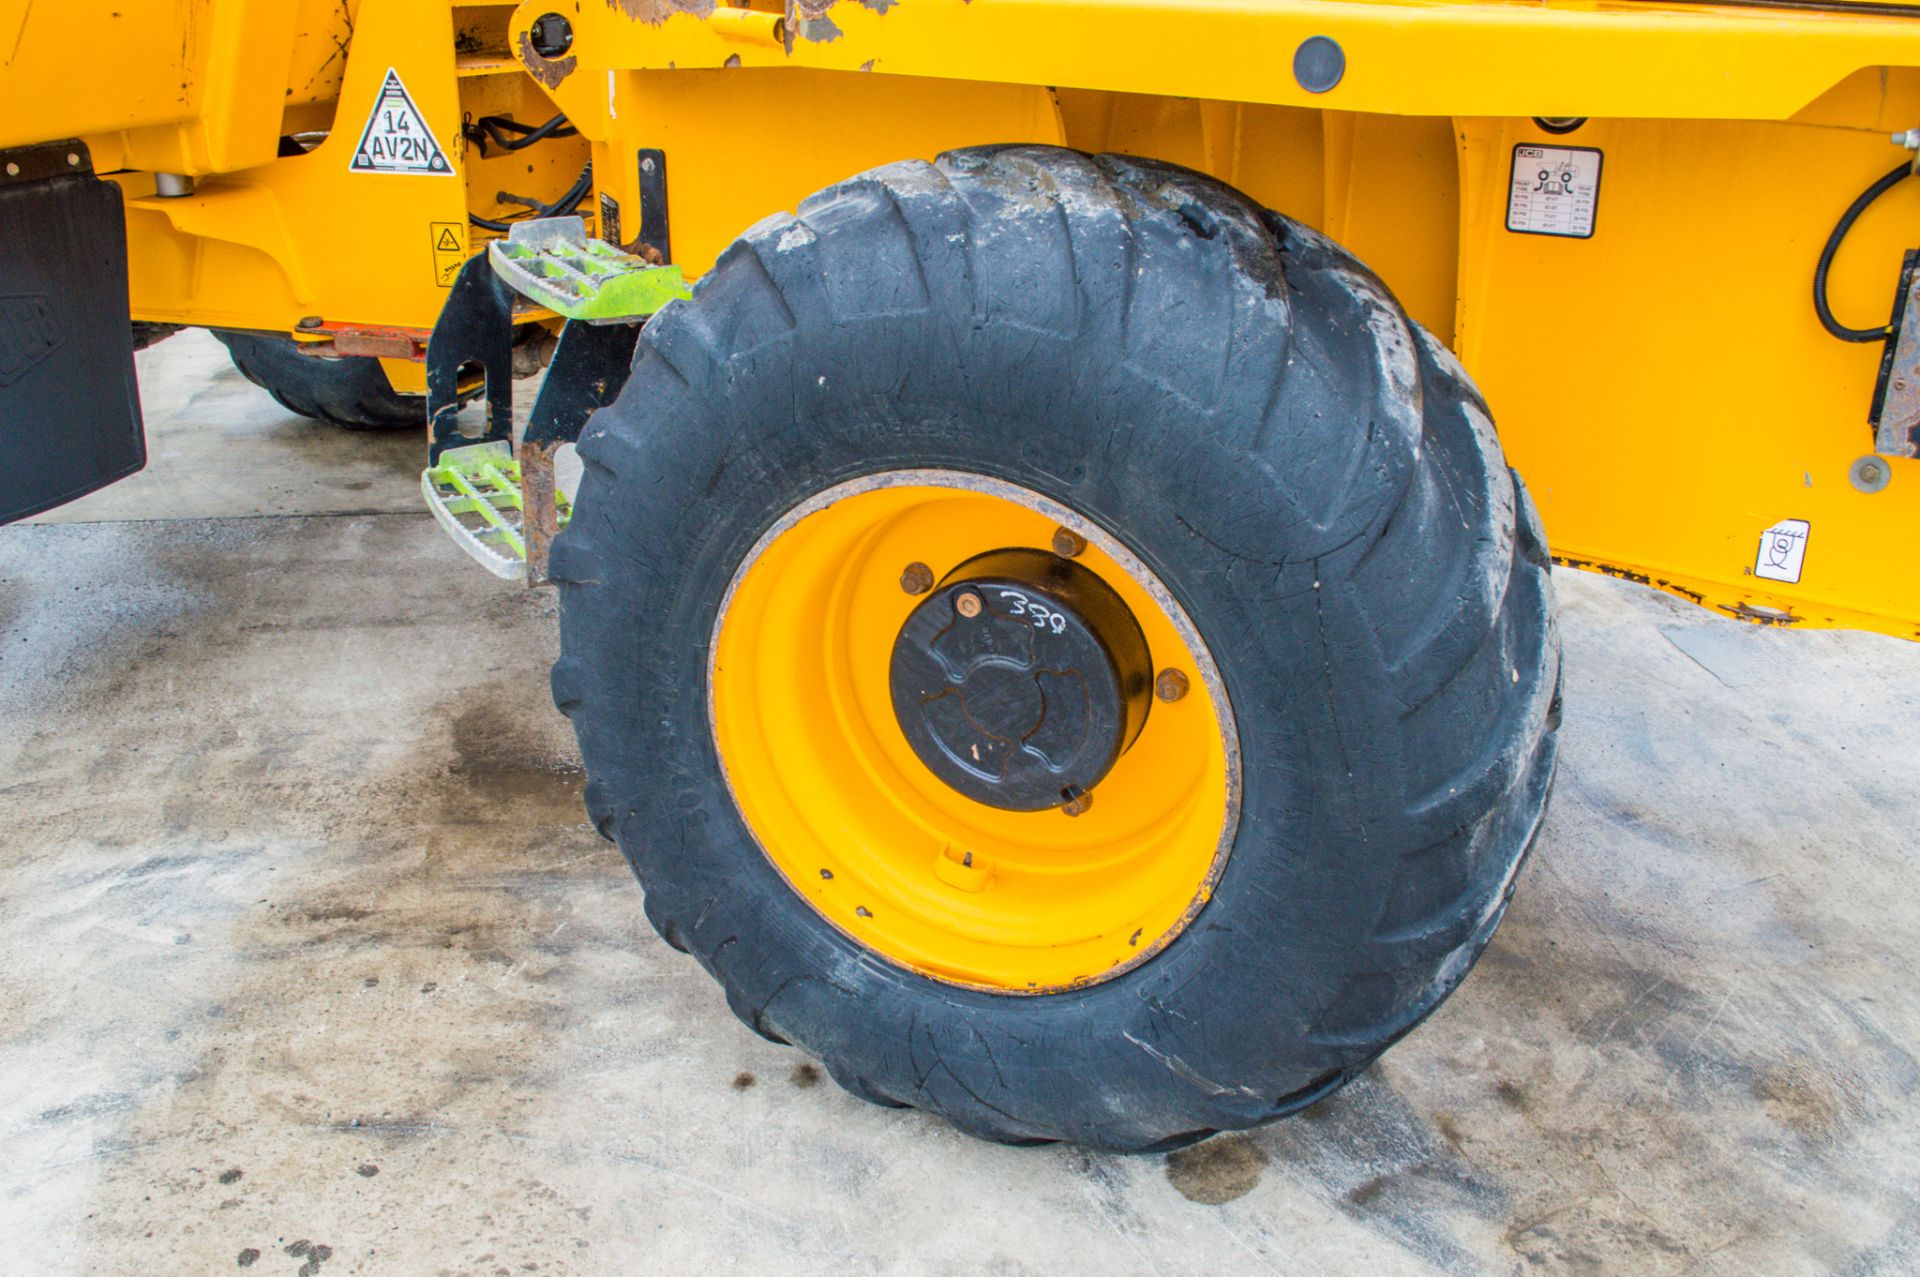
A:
[0, 142, 144, 524]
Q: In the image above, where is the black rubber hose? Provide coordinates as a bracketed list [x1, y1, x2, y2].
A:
[484, 113, 578, 151]
[469, 163, 594, 232]
[547, 163, 594, 216]
[1814, 161, 1914, 343]
[462, 112, 578, 158]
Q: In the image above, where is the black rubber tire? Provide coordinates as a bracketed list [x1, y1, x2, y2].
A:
[131, 321, 182, 352]
[212, 329, 426, 430]
[552, 146, 1562, 1151]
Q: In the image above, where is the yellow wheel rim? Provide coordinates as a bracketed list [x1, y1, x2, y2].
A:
[709, 471, 1239, 992]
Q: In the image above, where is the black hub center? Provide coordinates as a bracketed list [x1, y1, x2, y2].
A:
[888, 548, 1153, 811]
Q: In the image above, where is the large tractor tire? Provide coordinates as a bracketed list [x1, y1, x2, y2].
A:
[552, 146, 1561, 1151]
[212, 329, 427, 430]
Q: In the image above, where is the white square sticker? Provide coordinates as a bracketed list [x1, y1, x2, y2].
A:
[1753, 519, 1810, 584]
[1507, 145, 1602, 239]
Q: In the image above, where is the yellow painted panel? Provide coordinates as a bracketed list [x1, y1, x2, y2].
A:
[9, 0, 1918, 634]
[526, 0, 1920, 123]
[572, 68, 1064, 275]
[119, 2, 474, 332]
[1457, 113, 1920, 637]
[0, 1, 212, 148]
[1053, 94, 1459, 341]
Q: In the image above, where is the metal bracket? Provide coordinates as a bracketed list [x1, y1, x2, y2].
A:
[520, 319, 642, 584]
[636, 149, 671, 263]
[1869, 249, 1920, 459]
[425, 251, 515, 463]
[425, 193, 668, 577]
[1, 138, 94, 187]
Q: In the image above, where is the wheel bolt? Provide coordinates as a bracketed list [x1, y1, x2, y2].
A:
[900, 561, 933, 595]
[1051, 527, 1086, 558]
[1155, 668, 1190, 702]
[1060, 787, 1093, 817]
[954, 589, 983, 619]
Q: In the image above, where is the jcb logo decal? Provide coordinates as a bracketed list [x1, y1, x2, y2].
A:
[0, 294, 62, 387]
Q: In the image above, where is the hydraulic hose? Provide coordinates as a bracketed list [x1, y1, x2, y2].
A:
[1814, 161, 1914, 344]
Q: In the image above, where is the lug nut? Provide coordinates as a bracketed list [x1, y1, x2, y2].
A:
[900, 562, 933, 595]
[1060, 786, 1093, 817]
[1155, 668, 1190, 702]
[954, 590, 983, 619]
[1051, 527, 1086, 558]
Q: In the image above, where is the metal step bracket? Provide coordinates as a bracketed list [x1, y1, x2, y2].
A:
[486, 215, 689, 321]
[421, 439, 572, 580]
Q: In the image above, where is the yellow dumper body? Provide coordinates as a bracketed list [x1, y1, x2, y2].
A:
[2, 0, 1917, 635]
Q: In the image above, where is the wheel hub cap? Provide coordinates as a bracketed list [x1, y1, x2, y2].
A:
[889, 548, 1153, 811]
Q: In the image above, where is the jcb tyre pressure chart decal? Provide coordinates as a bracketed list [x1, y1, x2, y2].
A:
[1507, 145, 1601, 239]
[350, 70, 453, 176]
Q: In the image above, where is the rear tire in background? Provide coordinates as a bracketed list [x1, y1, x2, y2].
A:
[131, 321, 181, 352]
[212, 329, 427, 430]
[552, 145, 1561, 1150]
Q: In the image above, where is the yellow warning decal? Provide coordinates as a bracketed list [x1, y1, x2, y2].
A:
[432, 222, 466, 287]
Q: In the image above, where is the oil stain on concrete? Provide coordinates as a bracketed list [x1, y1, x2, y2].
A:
[1165, 1134, 1267, 1205]
[2, 337, 1920, 1274]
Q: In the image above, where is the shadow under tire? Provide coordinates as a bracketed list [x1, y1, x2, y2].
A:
[212, 329, 425, 430]
[551, 145, 1562, 1151]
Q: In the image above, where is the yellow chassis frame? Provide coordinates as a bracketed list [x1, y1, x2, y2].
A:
[4, 0, 1918, 637]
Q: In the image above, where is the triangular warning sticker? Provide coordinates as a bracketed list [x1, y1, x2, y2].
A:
[435, 227, 461, 251]
[349, 69, 453, 176]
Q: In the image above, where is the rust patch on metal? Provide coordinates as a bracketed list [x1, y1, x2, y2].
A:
[315, 323, 430, 361]
[798, 13, 843, 41]
[609, 0, 888, 52]
[784, 0, 846, 49]
[1594, 563, 1653, 587]
[1655, 578, 1707, 606]
[1559, 555, 1717, 614]
[1723, 601, 1802, 627]
[1555, 555, 1653, 587]
[517, 30, 577, 87]
[520, 440, 563, 588]
[611, 0, 718, 24]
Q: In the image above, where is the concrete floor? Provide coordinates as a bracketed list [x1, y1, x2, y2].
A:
[3, 330, 1919, 1275]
